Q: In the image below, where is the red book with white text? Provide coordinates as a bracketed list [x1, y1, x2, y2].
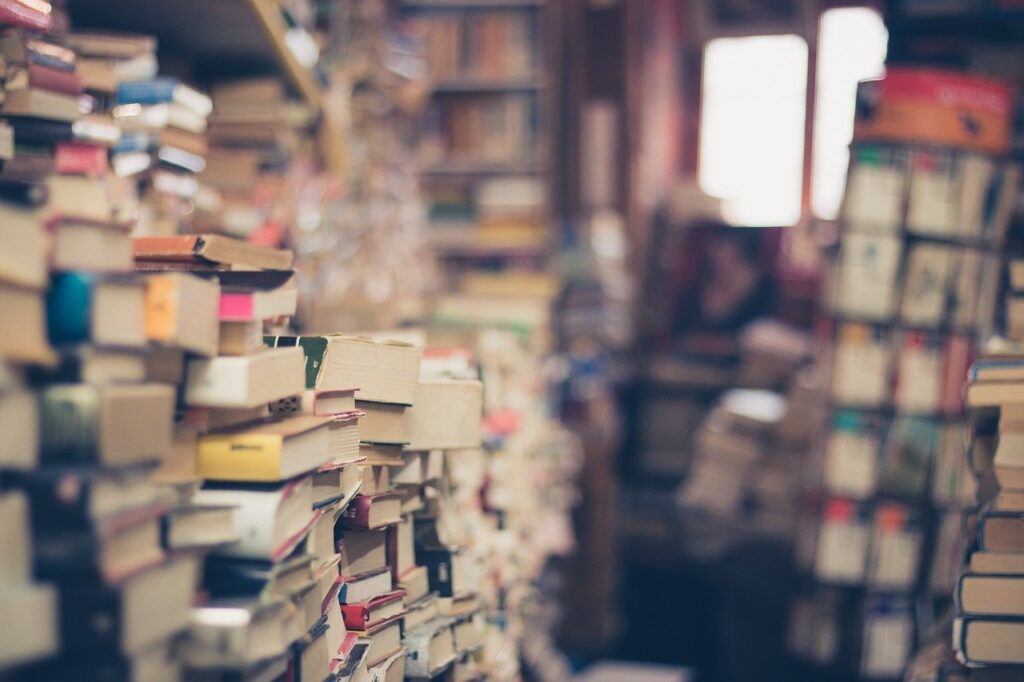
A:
[0, 0, 53, 32]
[54, 142, 108, 176]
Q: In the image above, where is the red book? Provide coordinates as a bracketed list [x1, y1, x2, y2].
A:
[338, 492, 401, 530]
[340, 590, 406, 630]
[0, 0, 53, 31]
[27, 63, 84, 96]
[54, 142, 108, 176]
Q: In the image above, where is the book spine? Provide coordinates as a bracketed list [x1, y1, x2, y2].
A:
[54, 142, 108, 175]
[37, 385, 101, 464]
[115, 78, 175, 105]
[219, 292, 256, 321]
[46, 272, 94, 344]
[420, 550, 455, 598]
[3, 470, 93, 528]
[28, 63, 84, 95]
[339, 602, 370, 629]
[0, 0, 53, 32]
[196, 435, 284, 482]
[59, 584, 123, 655]
[5, 116, 72, 147]
[338, 495, 373, 529]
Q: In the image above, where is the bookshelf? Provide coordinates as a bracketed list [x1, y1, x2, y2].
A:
[400, 0, 555, 270]
[67, 0, 323, 109]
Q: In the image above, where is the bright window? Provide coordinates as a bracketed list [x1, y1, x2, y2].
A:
[698, 35, 808, 227]
[811, 7, 888, 220]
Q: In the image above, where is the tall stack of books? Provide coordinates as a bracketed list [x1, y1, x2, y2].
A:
[949, 346, 1024, 675]
[0, 4, 196, 678]
[261, 334, 424, 678]
[787, 68, 1019, 680]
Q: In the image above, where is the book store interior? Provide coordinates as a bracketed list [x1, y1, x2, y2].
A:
[5, 1, 1024, 681]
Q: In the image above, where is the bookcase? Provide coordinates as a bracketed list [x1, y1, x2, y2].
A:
[398, 0, 556, 277]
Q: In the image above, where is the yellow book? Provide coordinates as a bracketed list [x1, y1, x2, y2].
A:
[144, 273, 220, 357]
[197, 415, 333, 482]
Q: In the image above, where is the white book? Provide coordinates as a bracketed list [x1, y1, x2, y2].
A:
[835, 232, 902, 321]
[842, 158, 905, 233]
[0, 583, 57, 668]
[194, 476, 314, 561]
[185, 346, 304, 409]
[899, 243, 952, 328]
[403, 380, 483, 451]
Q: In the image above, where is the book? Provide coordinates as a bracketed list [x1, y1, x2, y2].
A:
[54, 141, 107, 175]
[218, 320, 266, 356]
[182, 600, 291, 667]
[133, 234, 293, 270]
[116, 78, 213, 117]
[275, 388, 358, 417]
[339, 493, 402, 530]
[337, 567, 393, 604]
[33, 514, 165, 583]
[143, 272, 220, 357]
[219, 277, 298, 322]
[0, 280, 54, 363]
[37, 383, 174, 467]
[0, 388, 38, 469]
[184, 346, 305, 409]
[0, 199, 48, 288]
[113, 101, 208, 135]
[0, 491, 31, 585]
[162, 504, 238, 550]
[50, 219, 133, 273]
[360, 618, 403, 668]
[399, 565, 431, 605]
[356, 401, 407, 445]
[45, 174, 113, 223]
[955, 617, 1024, 666]
[266, 335, 421, 404]
[402, 619, 455, 679]
[421, 548, 477, 601]
[957, 573, 1024, 617]
[0, 0, 53, 33]
[193, 476, 316, 561]
[980, 510, 1024, 553]
[1, 87, 80, 121]
[386, 515, 417, 579]
[3, 464, 165, 530]
[403, 592, 440, 632]
[47, 272, 146, 348]
[340, 589, 406, 630]
[970, 551, 1024, 574]
[403, 380, 483, 450]
[197, 415, 334, 483]
[338, 528, 388, 577]
[59, 554, 198, 656]
[0, 583, 57, 668]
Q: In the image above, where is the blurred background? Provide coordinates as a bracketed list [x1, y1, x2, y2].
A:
[6, 0, 1024, 681]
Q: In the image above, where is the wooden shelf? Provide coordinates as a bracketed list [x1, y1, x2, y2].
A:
[431, 78, 544, 93]
[68, 0, 323, 110]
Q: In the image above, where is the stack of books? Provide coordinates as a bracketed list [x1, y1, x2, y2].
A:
[951, 349, 1024, 672]
[66, 29, 211, 237]
[197, 77, 316, 240]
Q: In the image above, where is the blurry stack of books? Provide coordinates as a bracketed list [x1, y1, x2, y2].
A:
[0, 4, 197, 679]
[196, 77, 316, 241]
[941, 312, 1024, 675]
[787, 69, 1019, 680]
[62, 29, 213, 237]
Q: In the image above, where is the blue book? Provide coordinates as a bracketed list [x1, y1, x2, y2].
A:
[46, 272, 146, 347]
[111, 130, 153, 155]
[116, 78, 212, 117]
[47, 272, 95, 344]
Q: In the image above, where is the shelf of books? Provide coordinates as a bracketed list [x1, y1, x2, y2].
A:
[785, 68, 1020, 681]
[0, 1, 578, 680]
[400, 0, 553, 275]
